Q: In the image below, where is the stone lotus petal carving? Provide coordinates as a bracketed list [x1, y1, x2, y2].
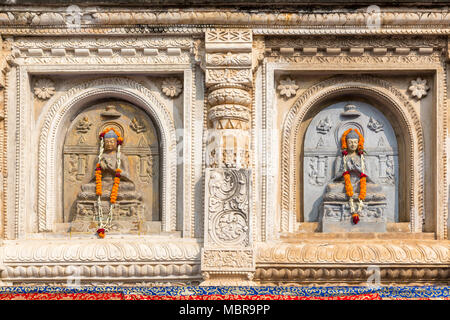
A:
[161, 77, 183, 98]
[256, 242, 449, 264]
[33, 78, 56, 100]
[408, 77, 429, 100]
[277, 77, 299, 99]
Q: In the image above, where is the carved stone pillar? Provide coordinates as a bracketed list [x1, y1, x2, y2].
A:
[0, 37, 10, 239]
[201, 29, 255, 285]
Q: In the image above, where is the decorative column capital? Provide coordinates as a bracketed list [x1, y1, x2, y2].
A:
[204, 29, 253, 169]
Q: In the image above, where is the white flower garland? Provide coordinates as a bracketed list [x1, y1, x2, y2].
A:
[343, 153, 366, 216]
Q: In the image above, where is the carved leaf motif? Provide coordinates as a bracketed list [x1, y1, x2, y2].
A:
[207, 169, 250, 246]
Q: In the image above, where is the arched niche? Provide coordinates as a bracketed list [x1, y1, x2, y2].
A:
[280, 75, 424, 233]
[63, 100, 161, 233]
[37, 78, 177, 233]
[302, 99, 398, 223]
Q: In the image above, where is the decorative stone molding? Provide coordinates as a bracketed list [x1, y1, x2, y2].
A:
[10, 36, 194, 66]
[257, 241, 449, 265]
[37, 77, 177, 233]
[254, 266, 449, 286]
[255, 241, 449, 285]
[0, 239, 202, 285]
[1, 9, 450, 34]
[408, 77, 430, 100]
[280, 75, 424, 234]
[266, 35, 446, 52]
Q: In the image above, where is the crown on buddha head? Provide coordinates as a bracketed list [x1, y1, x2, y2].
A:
[104, 129, 119, 139]
[346, 129, 360, 141]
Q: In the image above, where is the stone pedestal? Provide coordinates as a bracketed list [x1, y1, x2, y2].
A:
[70, 200, 145, 233]
[321, 200, 387, 233]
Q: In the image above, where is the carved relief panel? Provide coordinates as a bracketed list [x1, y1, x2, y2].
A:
[63, 101, 160, 232]
[303, 101, 399, 223]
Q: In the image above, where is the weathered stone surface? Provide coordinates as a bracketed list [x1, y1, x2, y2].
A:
[0, 3, 448, 287]
[64, 101, 160, 234]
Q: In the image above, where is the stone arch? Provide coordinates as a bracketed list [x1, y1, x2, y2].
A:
[280, 75, 424, 233]
[37, 77, 177, 233]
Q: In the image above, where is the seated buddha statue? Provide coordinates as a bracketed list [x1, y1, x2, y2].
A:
[71, 128, 144, 235]
[323, 128, 386, 226]
[77, 129, 142, 203]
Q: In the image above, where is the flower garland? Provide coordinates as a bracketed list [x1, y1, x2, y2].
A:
[341, 128, 366, 225]
[95, 127, 123, 238]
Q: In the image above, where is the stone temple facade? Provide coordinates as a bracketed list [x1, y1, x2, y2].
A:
[0, 1, 448, 287]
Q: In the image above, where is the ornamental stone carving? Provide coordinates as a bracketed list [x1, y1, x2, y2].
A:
[408, 77, 430, 100]
[161, 78, 183, 98]
[0, 5, 449, 289]
[204, 29, 252, 169]
[66, 102, 159, 235]
[33, 78, 55, 100]
[205, 169, 250, 247]
[201, 168, 254, 285]
[277, 77, 299, 99]
[367, 117, 384, 133]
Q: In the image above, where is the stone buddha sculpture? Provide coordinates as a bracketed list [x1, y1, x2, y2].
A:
[321, 128, 387, 232]
[325, 129, 383, 200]
[70, 128, 144, 234]
[79, 129, 141, 202]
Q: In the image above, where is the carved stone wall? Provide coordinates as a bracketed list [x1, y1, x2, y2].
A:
[0, 5, 448, 286]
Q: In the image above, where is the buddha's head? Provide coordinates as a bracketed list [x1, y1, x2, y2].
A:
[104, 129, 118, 152]
[345, 130, 360, 153]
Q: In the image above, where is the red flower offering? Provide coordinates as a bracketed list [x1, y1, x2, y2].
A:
[97, 228, 106, 238]
[352, 213, 360, 225]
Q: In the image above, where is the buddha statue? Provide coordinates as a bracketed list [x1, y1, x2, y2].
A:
[70, 128, 144, 235]
[321, 128, 387, 232]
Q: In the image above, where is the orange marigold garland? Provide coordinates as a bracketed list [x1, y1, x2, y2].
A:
[94, 127, 123, 238]
[341, 128, 367, 225]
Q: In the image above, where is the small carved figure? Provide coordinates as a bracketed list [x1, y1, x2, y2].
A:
[316, 116, 332, 134]
[367, 117, 384, 133]
[75, 116, 92, 134]
[130, 117, 147, 134]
